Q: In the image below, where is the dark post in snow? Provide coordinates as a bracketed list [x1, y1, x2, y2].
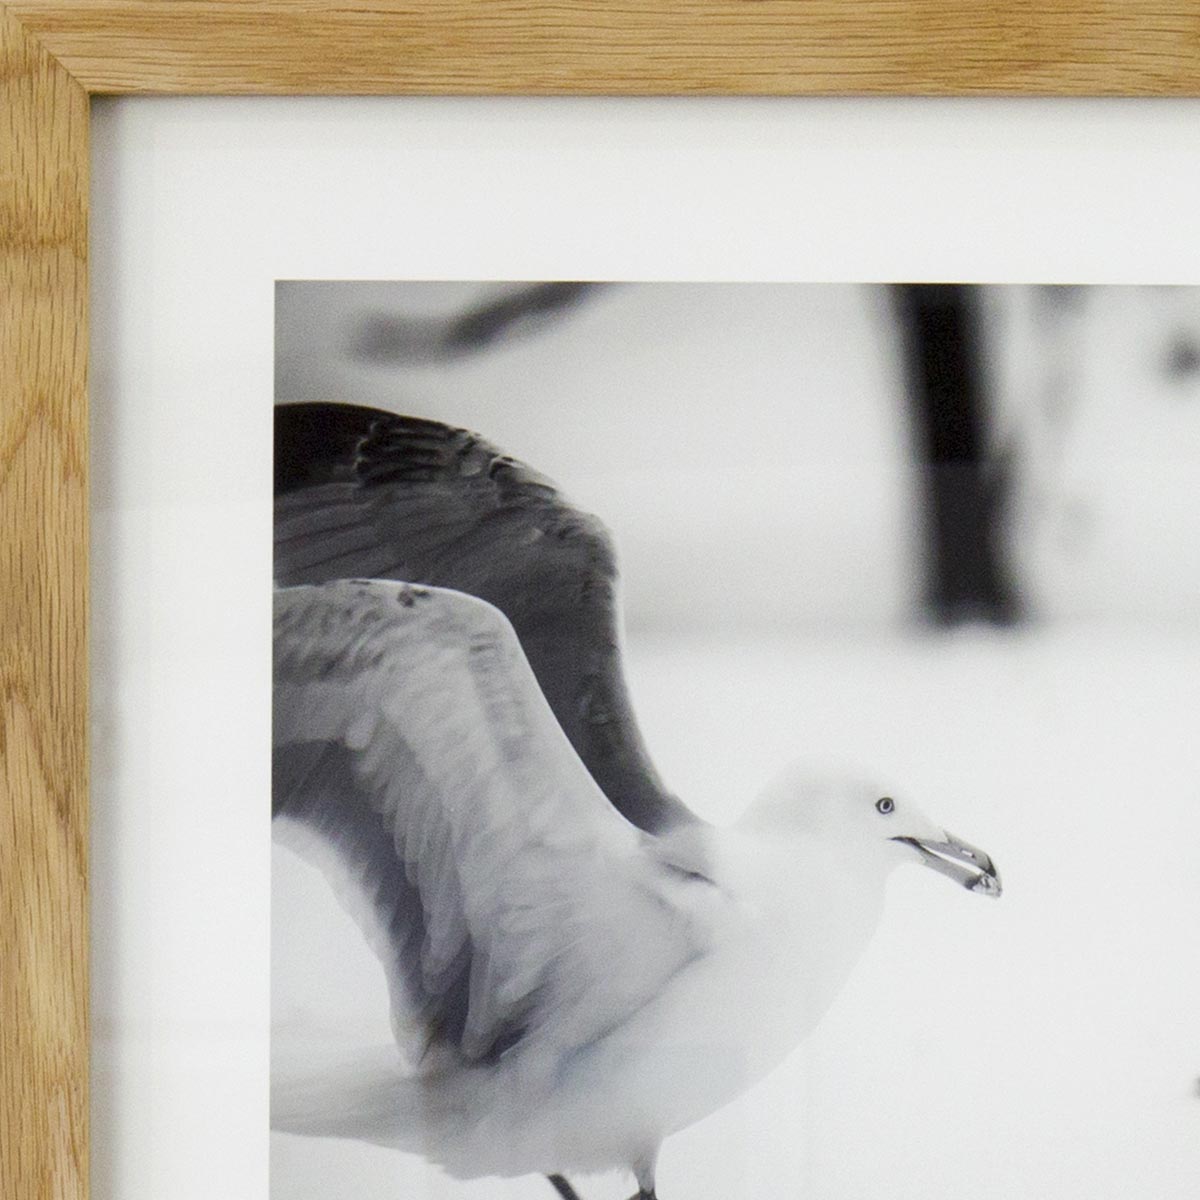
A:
[895, 284, 1021, 627]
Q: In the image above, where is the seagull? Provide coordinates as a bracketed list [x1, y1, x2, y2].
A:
[271, 403, 1002, 1200]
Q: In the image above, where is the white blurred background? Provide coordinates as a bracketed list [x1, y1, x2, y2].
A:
[272, 281, 1200, 1200]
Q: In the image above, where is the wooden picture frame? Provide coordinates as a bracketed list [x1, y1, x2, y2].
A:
[1, 4, 1197, 1197]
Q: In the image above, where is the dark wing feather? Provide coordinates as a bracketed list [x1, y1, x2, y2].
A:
[274, 401, 696, 834]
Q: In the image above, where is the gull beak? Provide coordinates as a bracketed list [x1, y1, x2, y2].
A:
[892, 831, 1002, 898]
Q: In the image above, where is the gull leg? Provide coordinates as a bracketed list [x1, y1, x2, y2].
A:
[626, 1150, 659, 1200]
[546, 1174, 583, 1200]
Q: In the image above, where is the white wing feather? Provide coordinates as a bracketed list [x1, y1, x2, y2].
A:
[273, 580, 705, 1071]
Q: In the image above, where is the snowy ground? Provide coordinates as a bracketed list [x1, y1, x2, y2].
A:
[272, 622, 1200, 1200]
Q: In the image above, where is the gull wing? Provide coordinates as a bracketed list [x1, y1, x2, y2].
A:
[274, 402, 695, 834]
[274, 579, 707, 1072]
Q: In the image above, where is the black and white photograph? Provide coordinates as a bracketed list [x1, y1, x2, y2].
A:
[270, 281, 1200, 1200]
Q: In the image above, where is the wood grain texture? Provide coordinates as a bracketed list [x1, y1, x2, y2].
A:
[8, 0, 1200, 95]
[0, 9, 89, 1200]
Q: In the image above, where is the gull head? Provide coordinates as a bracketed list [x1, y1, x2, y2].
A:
[740, 766, 1001, 898]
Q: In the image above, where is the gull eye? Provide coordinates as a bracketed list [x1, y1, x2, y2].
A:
[875, 796, 895, 815]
